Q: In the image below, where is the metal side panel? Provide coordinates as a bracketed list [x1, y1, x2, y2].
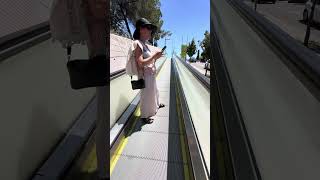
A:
[174, 58, 210, 174]
[173, 58, 209, 180]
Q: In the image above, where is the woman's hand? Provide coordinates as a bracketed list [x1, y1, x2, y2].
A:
[135, 46, 163, 66]
[153, 51, 163, 60]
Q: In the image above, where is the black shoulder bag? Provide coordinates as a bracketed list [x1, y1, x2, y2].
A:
[66, 46, 109, 89]
[131, 61, 145, 90]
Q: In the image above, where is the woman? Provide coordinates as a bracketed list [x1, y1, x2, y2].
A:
[133, 18, 165, 124]
[83, 0, 108, 180]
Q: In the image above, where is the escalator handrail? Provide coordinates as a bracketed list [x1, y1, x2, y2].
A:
[175, 55, 210, 90]
[110, 69, 126, 80]
[173, 59, 210, 180]
[0, 22, 51, 62]
[211, 2, 261, 179]
[31, 66, 142, 179]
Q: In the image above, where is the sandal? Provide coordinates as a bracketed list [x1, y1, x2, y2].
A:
[142, 118, 154, 124]
[159, 103, 165, 108]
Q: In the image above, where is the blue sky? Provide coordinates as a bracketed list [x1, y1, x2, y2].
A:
[157, 0, 209, 58]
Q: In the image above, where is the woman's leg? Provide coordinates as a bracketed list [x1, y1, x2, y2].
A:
[155, 76, 165, 109]
[95, 86, 109, 179]
[140, 73, 158, 119]
[140, 86, 151, 119]
[84, 0, 108, 178]
[155, 77, 160, 108]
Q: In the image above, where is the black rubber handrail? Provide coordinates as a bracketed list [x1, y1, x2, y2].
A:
[0, 22, 51, 62]
[173, 58, 210, 180]
[110, 69, 126, 80]
[0, 22, 50, 51]
[31, 66, 134, 180]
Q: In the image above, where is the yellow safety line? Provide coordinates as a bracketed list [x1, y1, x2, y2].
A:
[110, 58, 168, 175]
[110, 107, 141, 174]
[81, 145, 97, 173]
[175, 61, 190, 180]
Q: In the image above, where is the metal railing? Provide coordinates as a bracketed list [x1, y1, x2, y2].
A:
[0, 22, 51, 62]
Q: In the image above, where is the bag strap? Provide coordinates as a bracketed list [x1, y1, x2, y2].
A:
[67, 46, 72, 62]
[132, 41, 144, 80]
[130, 43, 134, 80]
[138, 40, 154, 67]
[130, 52, 133, 80]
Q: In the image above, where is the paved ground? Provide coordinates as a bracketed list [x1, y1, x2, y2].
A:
[244, 0, 320, 52]
[187, 61, 211, 77]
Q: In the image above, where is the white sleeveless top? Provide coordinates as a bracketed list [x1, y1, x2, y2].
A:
[136, 40, 156, 75]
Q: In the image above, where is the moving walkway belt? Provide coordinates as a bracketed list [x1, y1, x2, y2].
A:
[110, 61, 186, 179]
[65, 58, 208, 180]
[61, 59, 167, 180]
[109, 58, 206, 180]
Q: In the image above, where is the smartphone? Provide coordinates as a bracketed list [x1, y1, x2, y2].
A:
[161, 46, 167, 52]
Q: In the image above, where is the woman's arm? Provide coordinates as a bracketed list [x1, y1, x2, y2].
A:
[135, 46, 158, 66]
[83, 0, 107, 58]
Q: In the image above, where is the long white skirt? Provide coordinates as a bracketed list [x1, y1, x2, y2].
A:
[140, 72, 160, 118]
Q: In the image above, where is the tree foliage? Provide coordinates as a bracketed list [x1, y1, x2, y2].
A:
[186, 39, 197, 58]
[180, 44, 187, 59]
[200, 30, 210, 60]
[110, 0, 171, 43]
[110, 0, 131, 38]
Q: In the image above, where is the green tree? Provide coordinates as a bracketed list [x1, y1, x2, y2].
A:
[110, 0, 131, 38]
[111, 0, 171, 43]
[186, 39, 196, 58]
[200, 31, 210, 60]
[180, 44, 187, 60]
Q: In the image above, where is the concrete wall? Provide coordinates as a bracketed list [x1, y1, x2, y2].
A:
[0, 0, 53, 38]
[110, 34, 132, 73]
[110, 33, 161, 73]
[0, 40, 95, 180]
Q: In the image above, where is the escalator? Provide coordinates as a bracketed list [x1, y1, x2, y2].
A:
[63, 57, 210, 180]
